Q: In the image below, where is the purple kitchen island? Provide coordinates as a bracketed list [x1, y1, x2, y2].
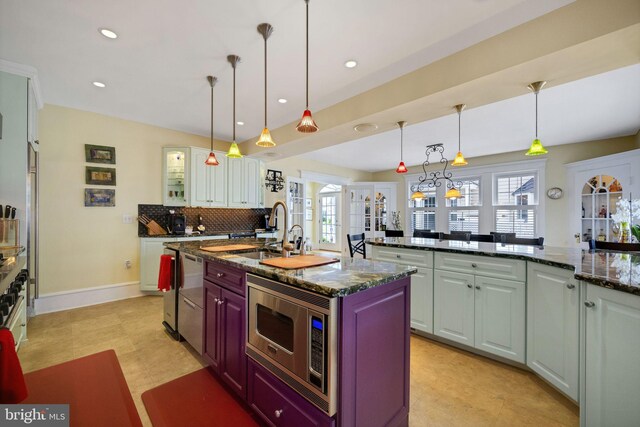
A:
[166, 239, 416, 427]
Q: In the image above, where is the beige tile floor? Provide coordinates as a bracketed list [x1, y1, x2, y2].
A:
[18, 296, 578, 426]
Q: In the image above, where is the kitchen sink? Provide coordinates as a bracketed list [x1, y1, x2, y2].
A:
[240, 250, 282, 260]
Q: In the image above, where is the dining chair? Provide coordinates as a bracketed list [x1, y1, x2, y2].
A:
[503, 236, 545, 246]
[442, 232, 471, 242]
[470, 234, 496, 243]
[384, 230, 404, 237]
[490, 232, 516, 243]
[413, 230, 441, 239]
[347, 233, 366, 258]
[588, 240, 640, 251]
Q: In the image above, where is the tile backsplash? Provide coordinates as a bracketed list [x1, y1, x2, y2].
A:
[137, 204, 272, 236]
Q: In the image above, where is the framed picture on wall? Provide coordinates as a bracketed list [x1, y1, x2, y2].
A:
[85, 144, 116, 164]
[305, 208, 313, 221]
[84, 188, 116, 207]
[305, 198, 312, 208]
[85, 166, 116, 186]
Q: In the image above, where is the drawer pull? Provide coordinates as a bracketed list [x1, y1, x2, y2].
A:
[268, 344, 278, 354]
[475, 285, 481, 290]
[396, 254, 401, 259]
[584, 301, 595, 308]
[471, 263, 478, 268]
[183, 298, 196, 309]
[274, 409, 283, 418]
[566, 283, 576, 290]
[216, 272, 225, 278]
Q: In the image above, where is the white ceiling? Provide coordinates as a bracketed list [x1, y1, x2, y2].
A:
[0, 0, 572, 143]
[300, 64, 640, 172]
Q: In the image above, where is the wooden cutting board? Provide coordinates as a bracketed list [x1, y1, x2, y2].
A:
[260, 255, 340, 269]
[200, 244, 258, 252]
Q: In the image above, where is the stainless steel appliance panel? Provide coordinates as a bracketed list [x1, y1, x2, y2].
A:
[162, 248, 179, 339]
[178, 252, 203, 353]
[178, 294, 203, 354]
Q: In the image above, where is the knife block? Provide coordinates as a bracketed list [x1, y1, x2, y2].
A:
[0, 219, 19, 248]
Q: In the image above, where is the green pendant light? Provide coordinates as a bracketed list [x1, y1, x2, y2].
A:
[525, 81, 549, 156]
[226, 55, 243, 158]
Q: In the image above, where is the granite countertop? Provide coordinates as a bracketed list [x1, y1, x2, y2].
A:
[0, 256, 26, 295]
[165, 238, 417, 298]
[367, 237, 640, 296]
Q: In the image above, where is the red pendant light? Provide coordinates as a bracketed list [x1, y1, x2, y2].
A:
[296, 0, 318, 133]
[395, 121, 408, 174]
[205, 75, 219, 166]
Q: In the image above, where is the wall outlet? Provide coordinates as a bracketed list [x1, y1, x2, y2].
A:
[122, 214, 133, 224]
[125, 260, 132, 269]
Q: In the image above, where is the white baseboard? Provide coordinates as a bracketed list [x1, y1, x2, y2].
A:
[34, 281, 145, 314]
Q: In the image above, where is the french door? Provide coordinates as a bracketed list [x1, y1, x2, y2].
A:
[318, 192, 341, 251]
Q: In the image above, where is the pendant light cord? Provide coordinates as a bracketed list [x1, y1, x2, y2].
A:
[264, 34, 268, 128]
[535, 91, 538, 139]
[233, 62, 236, 143]
[400, 125, 404, 160]
[458, 110, 462, 151]
[210, 82, 214, 150]
[305, 0, 309, 109]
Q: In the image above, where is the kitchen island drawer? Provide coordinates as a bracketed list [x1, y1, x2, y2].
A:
[248, 359, 335, 427]
[371, 246, 433, 268]
[434, 252, 525, 281]
[204, 261, 245, 296]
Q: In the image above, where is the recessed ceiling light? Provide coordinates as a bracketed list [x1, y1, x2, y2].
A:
[278, 98, 287, 104]
[237, 121, 244, 126]
[92, 81, 106, 88]
[99, 28, 118, 39]
[344, 60, 358, 68]
[354, 123, 378, 132]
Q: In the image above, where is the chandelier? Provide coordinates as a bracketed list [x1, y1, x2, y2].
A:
[410, 144, 462, 200]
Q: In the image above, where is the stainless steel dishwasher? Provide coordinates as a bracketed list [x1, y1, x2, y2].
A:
[178, 252, 203, 354]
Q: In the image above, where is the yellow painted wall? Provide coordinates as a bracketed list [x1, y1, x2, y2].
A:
[372, 136, 638, 247]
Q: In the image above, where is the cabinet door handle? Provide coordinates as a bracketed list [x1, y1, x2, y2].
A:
[216, 273, 225, 278]
[475, 285, 481, 290]
[183, 298, 196, 309]
[217, 298, 224, 305]
[213, 297, 219, 303]
[566, 283, 576, 290]
[274, 409, 283, 418]
[396, 254, 401, 259]
[471, 263, 478, 268]
[467, 284, 472, 289]
[584, 301, 595, 308]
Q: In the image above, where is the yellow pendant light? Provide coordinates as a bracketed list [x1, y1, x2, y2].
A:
[204, 76, 220, 166]
[256, 23, 276, 147]
[410, 191, 425, 200]
[451, 104, 468, 166]
[226, 55, 243, 158]
[525, 81, 549, 156]
[296, 0, 319, 133]
[445, 187, 461, 199]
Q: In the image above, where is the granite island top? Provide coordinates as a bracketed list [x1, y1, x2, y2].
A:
[164, 238, 417, 298]
[367, 237, 640, 296]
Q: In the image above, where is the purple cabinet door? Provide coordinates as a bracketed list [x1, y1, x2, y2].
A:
[339, 277, 411, 427]
[203, 280, 221, 371]
[220, 288, 247, 399]
[247, 359, 336, 427]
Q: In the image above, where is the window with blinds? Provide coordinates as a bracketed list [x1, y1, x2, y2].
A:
[408, 185, 436, 234]
[447, 178, 480, 232]
[493, 172, 538, 237]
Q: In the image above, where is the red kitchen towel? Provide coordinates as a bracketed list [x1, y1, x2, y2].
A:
[158, 254, 172, 292]
[0, 328, 28, 403]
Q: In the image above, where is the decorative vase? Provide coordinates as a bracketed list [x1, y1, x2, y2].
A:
[618, 222, 630, 243]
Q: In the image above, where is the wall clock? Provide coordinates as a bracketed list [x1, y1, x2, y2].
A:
[546, 187, 563, 199]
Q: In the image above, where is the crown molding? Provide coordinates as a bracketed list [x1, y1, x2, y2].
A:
[0, 59, 44, 109]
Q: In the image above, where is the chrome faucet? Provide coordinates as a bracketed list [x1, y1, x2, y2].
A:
[269, 200, 295, 257]
[289, 224, 306, 256]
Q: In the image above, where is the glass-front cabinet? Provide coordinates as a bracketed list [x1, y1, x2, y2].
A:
[163, 147, 189, 206]
[581, 175, 623, 242]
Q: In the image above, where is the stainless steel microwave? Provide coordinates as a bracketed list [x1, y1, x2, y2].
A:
[246, 274, 338, 416]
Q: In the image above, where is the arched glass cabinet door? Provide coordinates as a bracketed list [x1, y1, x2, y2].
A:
[581, 175, 623, 242]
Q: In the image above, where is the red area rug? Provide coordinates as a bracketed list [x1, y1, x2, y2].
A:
[23, 350, 142, 427]
[142, 367, 258, 427]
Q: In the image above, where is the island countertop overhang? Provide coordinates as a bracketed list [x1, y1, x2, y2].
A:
[164, 238, 417, 298]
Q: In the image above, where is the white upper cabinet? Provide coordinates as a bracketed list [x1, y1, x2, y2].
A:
[227, 156, 262, 208]
[163, 147, 189, 206]
[190, 147, 227, 207]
